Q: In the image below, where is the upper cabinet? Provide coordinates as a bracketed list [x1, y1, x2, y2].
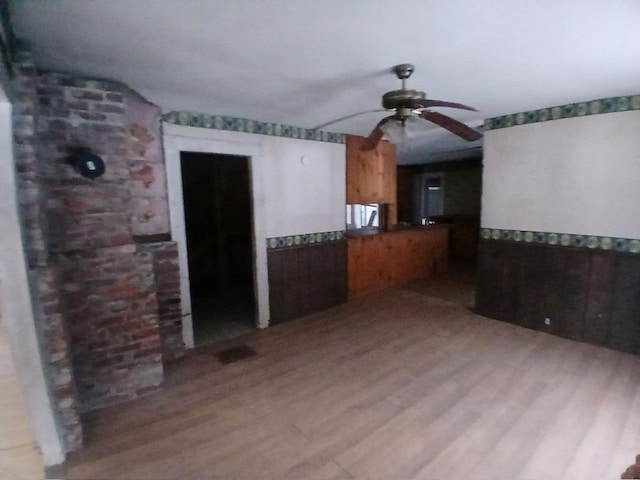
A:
[345, 135, 397, 205]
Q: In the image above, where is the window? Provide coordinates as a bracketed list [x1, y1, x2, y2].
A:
[414, 173, 444, 223]
[346, 204, 379, 230]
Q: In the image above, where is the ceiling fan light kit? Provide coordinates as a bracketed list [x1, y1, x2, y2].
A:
[380, 114, 422, 143]
[314, 63, 483, 151]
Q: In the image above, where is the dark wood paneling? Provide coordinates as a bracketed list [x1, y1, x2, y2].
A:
[557, 249, 590, 339]
[514, 244, 545, 330]
[476, 240, 519, 322]
[582, 251, 614, 347]
[396, 166, 415, 223]
[610, 255, 640, 353]
[477, 239, 640, 355]
[267, 241, 347, 324]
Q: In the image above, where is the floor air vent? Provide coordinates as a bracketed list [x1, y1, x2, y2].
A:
[215, 345, 257, 365]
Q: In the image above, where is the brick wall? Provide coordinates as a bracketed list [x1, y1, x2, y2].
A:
[124, 88, 183, 360]
[138, 242, 183, 361]
[125, 90, 171, 237]
[36, 71, 133, 251]
[9, 43, 183, 449]
[11, 49, 47, 265]
[11, 48, 83, 451]
[34, 266, 83, 448]
[33, 71, 184, 412]
[59, 245, 163, 412]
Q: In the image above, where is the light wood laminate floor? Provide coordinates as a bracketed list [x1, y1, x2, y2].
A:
[67, 285, 640, 480]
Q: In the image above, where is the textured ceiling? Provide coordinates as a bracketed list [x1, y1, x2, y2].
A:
[10, 0, 640, 164]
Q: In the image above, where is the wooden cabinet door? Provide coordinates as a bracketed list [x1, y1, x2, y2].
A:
[346, 135, 396, 205]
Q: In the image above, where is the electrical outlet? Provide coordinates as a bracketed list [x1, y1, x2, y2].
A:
[544, 317, 551, 326]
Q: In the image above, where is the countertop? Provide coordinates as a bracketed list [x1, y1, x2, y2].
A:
[345, 224, 450, 238]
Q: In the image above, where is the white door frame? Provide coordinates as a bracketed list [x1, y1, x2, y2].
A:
[163, 123, 270, 349]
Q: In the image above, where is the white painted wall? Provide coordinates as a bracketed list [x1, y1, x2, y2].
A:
[0, 100, 64, 465]
[259, 137, 346, 237]
[482, 110, 640, 238]
[163, 124, 346, 344]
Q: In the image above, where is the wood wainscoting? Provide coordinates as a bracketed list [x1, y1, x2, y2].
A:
[267, 241, 347, 324]
[347, 226, 449, 298]
[476, 239, 640, 355]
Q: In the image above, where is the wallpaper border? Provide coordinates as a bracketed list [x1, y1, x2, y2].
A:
[484, 94, 640, 131]
[480, 228, 640, 254]
[267, 230, 345, 250]
[162, 111, 345, 144]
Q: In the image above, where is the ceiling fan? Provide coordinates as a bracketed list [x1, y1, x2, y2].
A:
[313, 63, 483, 150]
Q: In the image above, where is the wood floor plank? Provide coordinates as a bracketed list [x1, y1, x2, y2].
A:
[605, 380, 640, 480]
[518, 348, 623, 479]
[66, 282, 640, 480]
[414, 363, 548, 478]
[458, 367, 579, 478]
[566, 354, 640, 479]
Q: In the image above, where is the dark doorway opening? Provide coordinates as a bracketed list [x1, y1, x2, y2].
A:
[397, 157, 483, 309]
[180, 152, 255, 346]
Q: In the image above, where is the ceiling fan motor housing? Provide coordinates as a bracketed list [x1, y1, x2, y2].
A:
[384, 63, 425, 114]
[382, 89, 426, 111]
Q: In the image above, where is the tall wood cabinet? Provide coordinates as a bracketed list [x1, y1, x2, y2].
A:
[345, 134, 397, 206]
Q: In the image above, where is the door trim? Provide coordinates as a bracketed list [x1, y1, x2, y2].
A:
[163, 123, 270, 349]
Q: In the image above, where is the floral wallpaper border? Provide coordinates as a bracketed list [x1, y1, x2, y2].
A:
[162, 111, 345, 144]
[267, 230, 345, 250]
[481, 228, 640, 254]
[484, 94, 640, 131]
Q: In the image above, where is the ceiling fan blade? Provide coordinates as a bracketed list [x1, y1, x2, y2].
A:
[420, 111, 483, 142]
[312, 109, 386, 130]
[361, 116, 394, 151]
[411, 98, 477, 112]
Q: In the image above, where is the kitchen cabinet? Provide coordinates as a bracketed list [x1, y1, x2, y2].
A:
[345, 134, 397, 206]
[347, 226, 449, 298]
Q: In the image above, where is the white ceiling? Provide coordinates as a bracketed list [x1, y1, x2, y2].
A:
[11, 0, 640, 164]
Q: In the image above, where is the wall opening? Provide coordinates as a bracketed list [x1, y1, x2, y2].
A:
[399, 158, 483, 309]
[180, 152, 256, 345]
[416, 174, 444, 223]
